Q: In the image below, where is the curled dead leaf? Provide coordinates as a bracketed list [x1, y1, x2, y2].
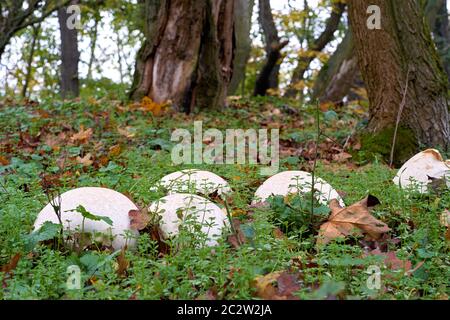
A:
[318, 195, 390, 245]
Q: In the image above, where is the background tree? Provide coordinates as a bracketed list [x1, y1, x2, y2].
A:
[253, 0, 288, 96]
[228, 0, 255, 95]
[348, 0, 449, 153]
[129, 0, 236, 113]
[284, 1, 346, 98]
[0, 0, 69, 58]
[58, 0, 80, 98]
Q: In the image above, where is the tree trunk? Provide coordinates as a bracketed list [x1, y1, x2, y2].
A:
[348, 0, 449, 150]
[129, 0, 235, 113]
[22, 24, 40, 98]
[426, 0, 450, 82]
[58, 0, 80, 99]
[253, 0, 284, 96]
[284, 2, 346, 98]
[87, 14, 100, 81]
[312, 31, 360, 104]
[228, 0, 254, 95]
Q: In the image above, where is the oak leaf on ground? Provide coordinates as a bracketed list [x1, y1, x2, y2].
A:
[318, 195, 390, 245]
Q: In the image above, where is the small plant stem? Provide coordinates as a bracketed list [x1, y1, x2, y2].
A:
[390, 66, 411, 167]
[311, 101, 321, 223]
[224, 198, 240, 245]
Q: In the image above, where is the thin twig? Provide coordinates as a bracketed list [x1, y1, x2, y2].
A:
[390, 67, 411, 167]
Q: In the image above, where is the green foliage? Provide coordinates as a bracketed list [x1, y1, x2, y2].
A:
[67, 205, 113, 226]
[267, 193, 330, 235]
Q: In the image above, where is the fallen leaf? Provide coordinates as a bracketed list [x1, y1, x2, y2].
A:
[108, 144, 122, 157]
[70, 126, 93, 144]
[332, 152, 352, 163]
[76, 153, 94, 166]
[318, 195, 390, 245]
[226, 219, 246, 249]
[1, 253, 20, 273]
[253, 271, 300, 300]
[116, 248, 129, 277]
[366, 249, 423, 275]
[118, 126, 135, 138]
[129, 209, 151, 231]
[0, 155, 9, 166]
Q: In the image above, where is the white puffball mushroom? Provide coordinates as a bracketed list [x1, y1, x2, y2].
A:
[34, 187, 139, 250]
[253, 170, 345, 207]
[393, 149, 450, 193]
[149, 193, 229, 247]
[152, 169, 232, 197]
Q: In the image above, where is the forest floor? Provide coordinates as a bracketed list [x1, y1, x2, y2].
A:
[0, 96, 449, 299]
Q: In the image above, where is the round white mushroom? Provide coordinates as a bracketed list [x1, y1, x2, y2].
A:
[149, 193, 229, 247]
[34, 187, 138, 250]
[152, 169, 232, 197]
[393, 149, 450, 193]
[253, 170, 345, 207]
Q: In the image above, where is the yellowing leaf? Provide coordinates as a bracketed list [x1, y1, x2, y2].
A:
[118, 126, 135, 138]
[139, 96, 170, 116]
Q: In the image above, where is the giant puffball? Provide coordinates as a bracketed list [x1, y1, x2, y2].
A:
[393, 149, 449, 193]
[149, 193, 229, 247]
[34, 187, 138, 250]
[152, 169, 232, 197]
[253, 170, 345, 207]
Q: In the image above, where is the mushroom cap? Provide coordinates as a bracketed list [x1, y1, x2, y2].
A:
[253, 170, 345, 207]
[149, 193, 229, 247]
[34, 187, 138, 250]
[393, 149, 450, 193]
[153, 169, 232, 196]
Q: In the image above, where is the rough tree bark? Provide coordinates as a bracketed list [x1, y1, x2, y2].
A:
[426, 0, 450, 82]
[228, 0, 254, 95]
[284, 2, 346, 98]
[253, 0, 287, 96]
[58, 0, 80, 98]
[129, 0, 236, 113]
[0, 0, 70, 59]
[314, 0, 450, 104]
[312, 31, 360, 104]
[348, 0, 449, 150]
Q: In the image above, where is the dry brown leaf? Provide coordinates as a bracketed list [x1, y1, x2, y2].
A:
[116, 248, 129, 277]
[332, 152, 352, 163]
[76, 153, 94, 166]
[70, 126, 93, 144]
[226, 219, 246, 249]
[0, 155, 9, 166]
[318, 195, 390, 245]
[1, 253, 20, 273]
[118, 126, 135, 138]
[108, 144, 122, 157]
[253, 271, 300, 300]
[129, 209, 151, 231]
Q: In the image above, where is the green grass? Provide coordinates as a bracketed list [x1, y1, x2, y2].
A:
[0, 97, 448, 300]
